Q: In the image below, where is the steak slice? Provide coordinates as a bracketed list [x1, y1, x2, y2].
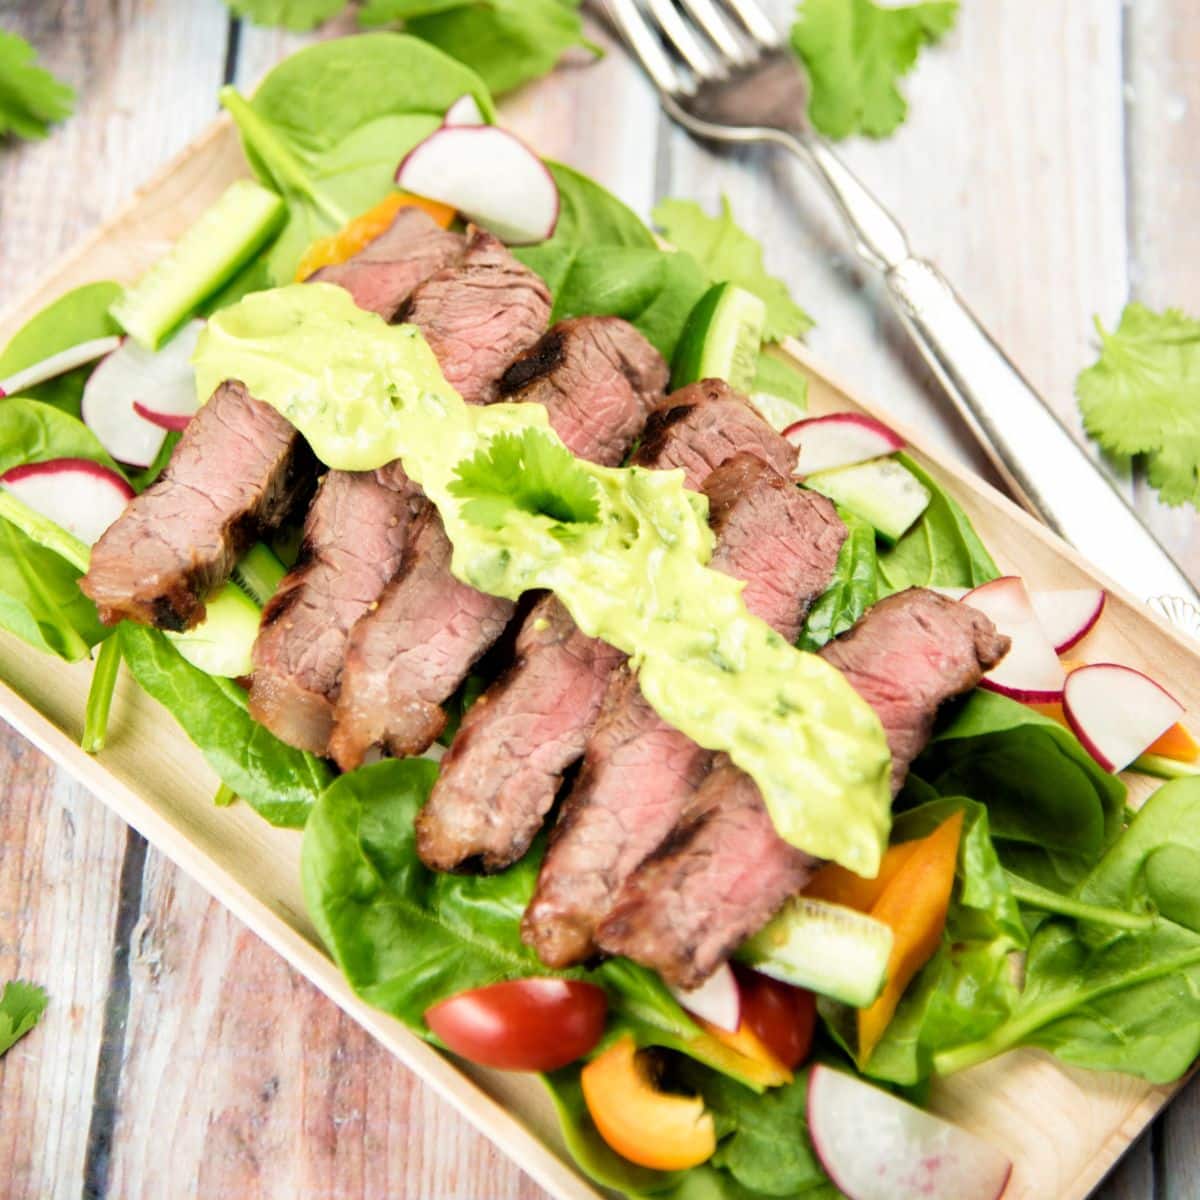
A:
[397, 227, 552, 405]
[522, 454, 845, 968]
[329, 315, 659, 771]
[81, 381, 313, 630]
[413, 319, 669, 871]
[596, 589, 1009, 988]
[247, 463, 422, 753]
[308, 207, 465, 321]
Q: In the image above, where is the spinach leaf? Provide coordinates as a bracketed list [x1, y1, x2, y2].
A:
[0, 281, 122, 416]
[119, 624, 329, 826]
[797, 508, 878, 652]
[876, 455, 998, 590]
[222, 34, 495, 282]
[936, 779, 1200, 1084]
[909, 690, 1126, 892]
[751, 353, 809, 432]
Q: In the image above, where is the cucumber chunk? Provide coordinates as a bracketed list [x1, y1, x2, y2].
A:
[736, 896, 893, 1008]
[112, 179, 285, 350]
[167, 581, 261, 678]
[805, 456, 931, 543]
[231, 542, 287, 606]
[672, 282, 766, 391]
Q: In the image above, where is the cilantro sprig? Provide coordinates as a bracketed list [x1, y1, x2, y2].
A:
[0, 980, 48, 1057]
[449, 428, 601, 530]
[1077, 303, 1200, 509]
[0, 33, 75, 141]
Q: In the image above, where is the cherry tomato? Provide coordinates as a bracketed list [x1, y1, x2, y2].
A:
[425, 978, 607, 1072]
[737, 970, 816, 1071]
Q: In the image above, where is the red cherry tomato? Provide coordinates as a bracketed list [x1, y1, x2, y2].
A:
[737, 970, 816, 1071]
[425, 978, 607, 1072]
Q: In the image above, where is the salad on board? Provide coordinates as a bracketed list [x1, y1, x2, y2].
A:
[3, 34, 1200, 1200]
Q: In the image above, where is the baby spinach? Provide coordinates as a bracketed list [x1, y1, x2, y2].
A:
[797, 508, 878, 652]
[221, 34, 495, 282]
[118, 624, 329, 826]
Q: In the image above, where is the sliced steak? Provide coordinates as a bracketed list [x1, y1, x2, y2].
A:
[596, 588, 1009, 988]
[247, 464, 422, 753]
[81, 381, 313, 630]
[307, 206, 465, 321]
[397, 227, 552, 405]
[329, 314, 657, 772]
[522, 453, 845, 968]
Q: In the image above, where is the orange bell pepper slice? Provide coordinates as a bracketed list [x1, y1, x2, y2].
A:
[857, 811, 964, 1064]
[295, 191, 456, 282]
[689, 1014, 793, 1088]
[804, 838, 922, 912]
[581, 1035, 716, 1171]
[1146, 722, 1200, 763]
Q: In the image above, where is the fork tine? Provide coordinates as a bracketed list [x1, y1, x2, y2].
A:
[644, 0, 727, 80]
[606, 0, 688, 94]
[717, 0, 784, 48]
[677, 0, 754, 65]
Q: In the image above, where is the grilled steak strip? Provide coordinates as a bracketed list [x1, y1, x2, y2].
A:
[413, 319, 669, 871]
[523, 445, 843, 969]
[81, 381, 313, 630]
[596, 589, 1010, 989]
[308, 207, 465, 321]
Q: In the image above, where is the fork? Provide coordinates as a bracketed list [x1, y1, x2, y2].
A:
[600, 0, 1200, 636]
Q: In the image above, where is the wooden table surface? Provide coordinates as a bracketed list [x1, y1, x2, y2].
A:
[1, 2, 1197, 1197]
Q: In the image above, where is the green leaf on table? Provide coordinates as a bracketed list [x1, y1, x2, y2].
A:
[790, 0, 958, 140]
[450, 428, 600, 530]
[0, 32, 75, 141]
[652, 197, 813, 342]
[1076, 303, 1200, 508]
[360, 0, 593, 97]
[119, 624, 331, 826]
[798, 508, 878, 652]
[223, 0, 348, 31]
[221, 34, 495, 283]
[0, 981, 48, 1056]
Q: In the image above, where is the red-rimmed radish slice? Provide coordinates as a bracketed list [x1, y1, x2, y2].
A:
[1030, 588, 1106, 654]
[396, 126, 559, 245]
[964, 576, 1065, 701]
[1063, 663, 1184, 773]
[443, 94, 485, 127]
[133, 400, 191, 432]
[669, 962, 740, 1033]
[0, 458, 133, 545]
[807, 1065, 1011, 1200]
[0, 336, 122, 398]
[784, 413, 905, 478]
[81, 319, 203, 467]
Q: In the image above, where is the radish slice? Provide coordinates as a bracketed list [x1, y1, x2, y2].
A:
[1031, 588, 1106, 654]
[930, 586, 970, 601]
[784, 413, 905, 478]
[443, 94, 485, 127]
[133, 400, 191, 432]
[396, 126, 559, 245]
[808, 1066, 1011, 1200]
[0, 336, 122, 398]
[1, 458, 133, 545]
[669, 962, 740, 1033]
[81, 319, 203, 467]
[964, 576, 1065, 701]
[1063, 663, 1184, 773]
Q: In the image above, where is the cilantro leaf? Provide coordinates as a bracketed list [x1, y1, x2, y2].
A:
[790, 0, 957, 140]
[0, 33, 75, 141]
[1077, 303, 1200, 508]
[652, 196, 813, 342]
[222, 0, 348, 29]
[0, 981, 48, 1056]
[449, 429, 600, 530]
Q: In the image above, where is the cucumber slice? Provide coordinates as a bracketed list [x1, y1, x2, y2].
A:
[112, 179, 285, 350]
[231, 542, 287, 606]
[167, 581, 261, 678]
[672, 282, 766, 391]
[805, 456, 931, 543]
[736, 896, 893, 1008]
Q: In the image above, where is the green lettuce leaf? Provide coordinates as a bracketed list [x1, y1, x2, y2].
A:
[652, 197, 813, 342]
[223, 0, 346, 29]
[0, 981, 48, 1056]
[798, 508, 878, 652]
[119, 624, 330, 826]
[751, 353, 809, 430]
[0, 32, 75, 141]
[790, 0, 957, 139]
[1076, 303, 1200, 508]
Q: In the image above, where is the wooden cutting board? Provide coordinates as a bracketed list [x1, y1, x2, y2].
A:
[0, 114, 1194, 1200]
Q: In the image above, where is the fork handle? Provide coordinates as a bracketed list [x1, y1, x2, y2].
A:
[788, 135, 1199, 611]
